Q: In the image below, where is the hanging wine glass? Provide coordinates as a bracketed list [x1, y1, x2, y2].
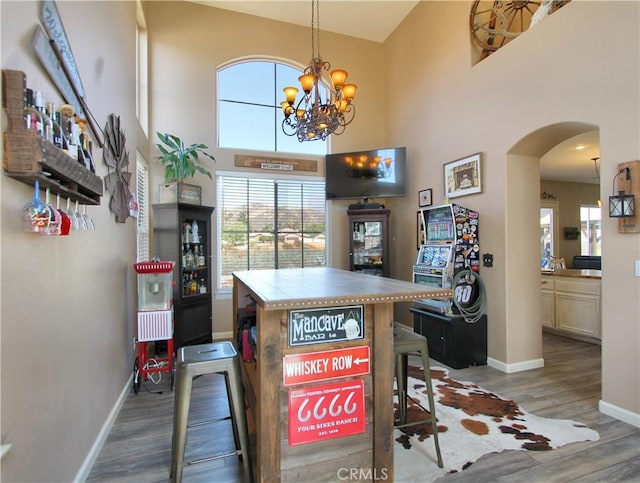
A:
[66, 197, 79, 230]
[57, 194, 72, 236]
[44, 187, 62, 236]
[74, 200, 87, 230]
[82, 204, 95, 230]
[22, 180, 51, 233]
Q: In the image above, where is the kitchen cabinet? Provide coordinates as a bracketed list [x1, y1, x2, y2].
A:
[410, 306, 487, 369]
[541, 275, 555, 328]
[152, 203, 214, 348]
[347, 208, 390, 277]
[540, 271, 601, 343]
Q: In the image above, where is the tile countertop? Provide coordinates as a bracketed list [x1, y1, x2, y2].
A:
[541, 269, 602, 279]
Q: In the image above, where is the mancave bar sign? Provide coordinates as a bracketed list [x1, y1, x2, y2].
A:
[288, 305, 364, 347]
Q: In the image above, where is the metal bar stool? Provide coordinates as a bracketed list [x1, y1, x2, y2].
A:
[393, 322, 443, 468]
[170, 341, 252, 482]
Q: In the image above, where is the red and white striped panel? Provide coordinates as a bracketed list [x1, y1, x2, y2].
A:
[137, 310, 173, 342]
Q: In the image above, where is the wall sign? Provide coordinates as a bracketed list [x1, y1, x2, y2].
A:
[283, 346, 370, 386]
[235, 154, 318, 172]
[288, 380, 366, 446]
[289, 305, 364, 347]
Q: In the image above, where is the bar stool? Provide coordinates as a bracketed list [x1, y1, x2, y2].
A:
[170, 341, 252, 483]
[393, 322, 443, 468]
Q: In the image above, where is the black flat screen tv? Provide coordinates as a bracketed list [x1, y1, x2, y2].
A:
[325, 147, 407, 200]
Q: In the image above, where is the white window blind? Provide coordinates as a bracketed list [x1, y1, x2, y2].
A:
[136, 153, 150, 262]
[216, 174, 326, 290]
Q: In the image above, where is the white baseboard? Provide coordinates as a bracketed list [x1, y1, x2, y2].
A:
[487, 357, 545, 373]
[213, 331, 233, 340]
[74, 374, 133, 482]
[599, 400, 640, 428]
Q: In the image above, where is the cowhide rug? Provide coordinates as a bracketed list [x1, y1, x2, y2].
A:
[394, 366, 599, 482]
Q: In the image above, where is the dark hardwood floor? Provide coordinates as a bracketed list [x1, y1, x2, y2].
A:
[87, 333, 640, 482]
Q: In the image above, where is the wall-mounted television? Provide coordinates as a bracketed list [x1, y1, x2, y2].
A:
[325, 147, 407, 200]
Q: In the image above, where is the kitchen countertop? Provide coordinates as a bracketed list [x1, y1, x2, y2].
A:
[541, 268, 602, 279]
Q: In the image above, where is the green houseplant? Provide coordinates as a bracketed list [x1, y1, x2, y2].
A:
[155, 132, 215, 182]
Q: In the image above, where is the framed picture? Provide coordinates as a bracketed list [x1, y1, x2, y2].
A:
[417, 211, 425, 249]
[444, 152, 482, 199]
[418, 188, 432, 207]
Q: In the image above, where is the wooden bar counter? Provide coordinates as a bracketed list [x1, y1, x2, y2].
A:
[232, 267, 452, 482]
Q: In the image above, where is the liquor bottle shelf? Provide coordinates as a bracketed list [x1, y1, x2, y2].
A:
[2, 69, 103, 205]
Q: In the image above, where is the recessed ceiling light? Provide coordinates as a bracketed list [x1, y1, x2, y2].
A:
[575, 144, 586, 150]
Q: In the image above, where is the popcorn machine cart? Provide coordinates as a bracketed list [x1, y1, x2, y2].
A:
[133, 261, 175, 393]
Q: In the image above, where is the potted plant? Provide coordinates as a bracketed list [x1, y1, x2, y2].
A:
[155, 132, 215, 204]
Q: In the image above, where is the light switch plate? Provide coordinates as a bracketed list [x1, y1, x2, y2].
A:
[635, 260, 640, 277]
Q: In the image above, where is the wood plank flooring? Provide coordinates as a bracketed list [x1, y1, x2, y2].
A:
[87, 334, 640, 482]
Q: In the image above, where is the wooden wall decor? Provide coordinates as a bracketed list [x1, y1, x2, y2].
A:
[615, 160, 640, 234]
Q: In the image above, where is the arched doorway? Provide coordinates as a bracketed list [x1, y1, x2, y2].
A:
[503, 122, 600, 371]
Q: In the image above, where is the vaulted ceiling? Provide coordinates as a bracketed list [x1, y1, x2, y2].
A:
[188, 1, 600, 185]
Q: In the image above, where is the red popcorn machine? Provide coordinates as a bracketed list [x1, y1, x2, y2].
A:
[133, 261, 175, 393]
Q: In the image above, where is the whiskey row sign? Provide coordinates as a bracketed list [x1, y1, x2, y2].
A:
[283, 346, 370, 386]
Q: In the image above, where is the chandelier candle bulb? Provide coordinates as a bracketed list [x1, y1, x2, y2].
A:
[330, 69, 348, 87]
[342, 84, 357, 100]
[299, 74, 315, 92]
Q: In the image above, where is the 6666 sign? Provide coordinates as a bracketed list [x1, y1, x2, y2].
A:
[288, 380, 365, 446]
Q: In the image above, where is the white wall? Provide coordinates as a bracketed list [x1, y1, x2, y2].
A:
[1, 1, 142, 480]
[385, 0, 639, 417]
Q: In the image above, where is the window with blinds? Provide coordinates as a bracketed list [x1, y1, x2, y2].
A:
[216, 174, 326, 290]
[136, 153, 150, 262]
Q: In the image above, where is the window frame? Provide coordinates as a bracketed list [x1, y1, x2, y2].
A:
[216, 58, 329, 155]
[580, 204, 601, 256]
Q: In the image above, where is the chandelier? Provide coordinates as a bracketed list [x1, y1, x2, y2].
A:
[281, 0, 357, 142]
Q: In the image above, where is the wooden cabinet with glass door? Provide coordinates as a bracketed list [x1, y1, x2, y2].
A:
[348, 209, 390, 277]
[152, 203, 214, 348]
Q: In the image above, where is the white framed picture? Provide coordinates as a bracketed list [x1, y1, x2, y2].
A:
[444, 153, 482, 199]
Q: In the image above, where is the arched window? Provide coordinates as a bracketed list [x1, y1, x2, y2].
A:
[217, 60, 327, 155]
[216, 60, 328, 292]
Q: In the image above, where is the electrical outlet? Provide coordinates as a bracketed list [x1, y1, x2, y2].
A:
[482, 253, 493, 268]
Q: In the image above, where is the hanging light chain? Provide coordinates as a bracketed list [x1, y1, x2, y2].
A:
[311, 0, 320, 60]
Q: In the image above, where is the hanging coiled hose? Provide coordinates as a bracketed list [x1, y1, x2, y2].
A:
[451, 269, 487, 324]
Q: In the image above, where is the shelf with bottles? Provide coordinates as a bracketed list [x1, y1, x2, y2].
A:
[180, 269, 209, 298]
[180, 217, 209, 298]
[2, 69, 102, 205]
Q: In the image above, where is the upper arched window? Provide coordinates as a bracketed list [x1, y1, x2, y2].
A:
[217, 60, 327, 155]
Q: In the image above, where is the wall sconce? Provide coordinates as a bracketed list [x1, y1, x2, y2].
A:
[608, 167, 635, 217]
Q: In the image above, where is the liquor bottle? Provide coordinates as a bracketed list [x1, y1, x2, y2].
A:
[191, 272, 198, 294]
[185, 246, 196, 271]
[191, 220, 199, 243]
[78, 133, 92, 170]
[47, 103, 63, 149]
[43, 101, 54, 143]
[199, 278, 207, 294]
[183, 274, 190, 296]
[197, 246, 206, 267]
[24, 88, 36, 130]
[33, 91, 45, 137]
